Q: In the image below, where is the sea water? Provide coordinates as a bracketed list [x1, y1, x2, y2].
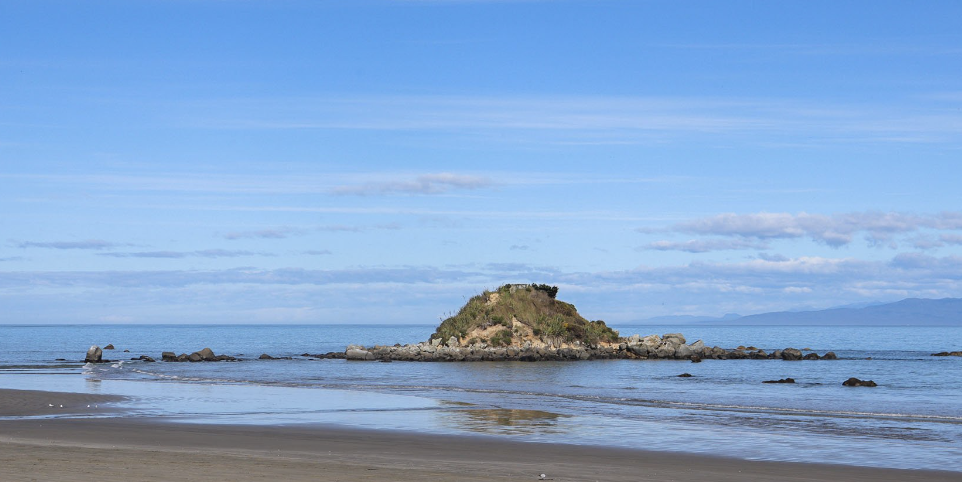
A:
[1, 324, 960, 471]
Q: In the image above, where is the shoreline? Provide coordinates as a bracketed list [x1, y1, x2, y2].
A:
[2, 389, 960, 481]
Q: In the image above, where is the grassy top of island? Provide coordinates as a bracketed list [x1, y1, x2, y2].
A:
[430, 284, 619, 347]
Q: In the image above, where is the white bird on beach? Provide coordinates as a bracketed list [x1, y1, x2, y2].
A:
[48, 404, 53, 407]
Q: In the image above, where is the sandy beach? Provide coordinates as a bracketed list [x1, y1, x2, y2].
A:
[1, 388, 958, 482]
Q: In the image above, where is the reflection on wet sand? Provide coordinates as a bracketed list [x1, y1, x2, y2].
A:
[443, 408, 571, 436]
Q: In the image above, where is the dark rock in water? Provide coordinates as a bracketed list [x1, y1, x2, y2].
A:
[161, 348, 236, 362]
[843, 377, 877, 387]
[258, 354, 292, 360]
[55, 358, 67, 361]
[781, 348, 803, 361]
[822, 352, 838, 360]
[123, 349, 130, 353]
[931, 351, 962, 357]
[763, 378, 796, 384]
[104, 344, 115, 350]
[690, 356, 702, 363]
[803, 352, 820, 360]
[132, 355, 155, 362]
[677, 373, 693, 377]
[85, 345, 103, 363]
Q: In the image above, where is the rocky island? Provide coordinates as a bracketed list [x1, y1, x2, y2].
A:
[342, 284, 838, 362]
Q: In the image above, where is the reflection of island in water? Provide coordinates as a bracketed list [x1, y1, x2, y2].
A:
[443, 407, 571, 436]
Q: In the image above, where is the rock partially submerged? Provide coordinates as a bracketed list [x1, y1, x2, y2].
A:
[161, 348, 236, 362]
[931, 351, 962, 357]
[258, 353, 292, 360]
[842, 377, 877, 387]
[763, 378, 796, 384]
[340, 334, 839, 363]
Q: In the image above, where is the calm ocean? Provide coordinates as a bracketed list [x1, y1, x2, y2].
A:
[1, 323, 960, 471]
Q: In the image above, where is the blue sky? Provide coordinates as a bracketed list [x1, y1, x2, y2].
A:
[2, 0, 962, 324]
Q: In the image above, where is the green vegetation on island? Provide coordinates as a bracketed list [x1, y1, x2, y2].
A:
[430, 284, 619, 347]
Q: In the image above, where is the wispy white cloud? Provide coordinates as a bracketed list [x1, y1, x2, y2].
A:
[183, 94, 962, 146]
[98, 249, 272, 259]
[16, 239, 126, 250]
[3, 254, 961, 322]
[332, 173, 493, 196]
[640, 238, 769, 253]
[223, 227, 309, 240]
[941, 234, 962, 246]
[662, 211, 962, 248]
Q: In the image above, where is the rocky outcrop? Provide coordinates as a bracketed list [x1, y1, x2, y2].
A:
[161, 348, 236, 362]
[131, 355, 155, 362]
[85, 345, 103, 363]
[931, 351, 962, 357]
[338, 333, 840, 363]
[763, 378, 796, 384]
[258, 353, 292, 360]
[842, 377, 877, 387]
[103, 344, 115, 350]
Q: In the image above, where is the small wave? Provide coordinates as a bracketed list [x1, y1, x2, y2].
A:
[317, 383, 962, 424]
[90, 367, 962, 425]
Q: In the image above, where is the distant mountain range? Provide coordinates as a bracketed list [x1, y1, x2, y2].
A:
[631, 298, 962, 326]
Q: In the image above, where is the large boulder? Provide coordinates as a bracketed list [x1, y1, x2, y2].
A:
[641, 334, 662, 347]
[345, 345, 375, 361]
[85, 345, 103, 363]
[196, 347, 216, 361]
[628, 343, 649, 357]
[662, 333, 686, 346]
[674, 344, 694, 360]
[162, 351, 177, 362]
[653, 342, 676, 359]
[781, 348, 803, 361]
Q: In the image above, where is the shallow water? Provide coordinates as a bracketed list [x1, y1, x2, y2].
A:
[1, 324, 960, 470]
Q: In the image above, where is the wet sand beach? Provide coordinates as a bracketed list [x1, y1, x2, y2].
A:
[1, 389, 958, 482]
